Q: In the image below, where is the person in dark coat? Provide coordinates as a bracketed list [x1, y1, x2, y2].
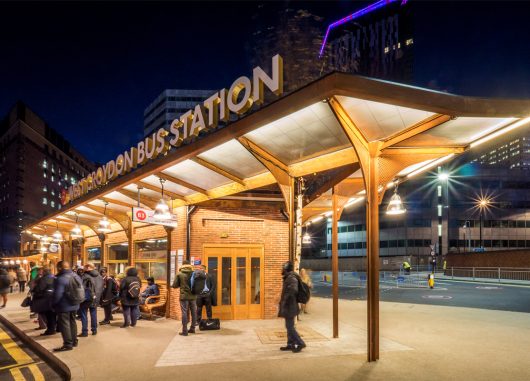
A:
[194, 265, 215, 322]
[278, 261, 305, 353]
[171, 260, 197, 336]
[119, 267, 141, 328]
[31, 266, 56, 336]
[99, 268, 119, 325]
[52, 261, 82, 352]
[78, 263, 104, 337]
[0, 268, 12, 308]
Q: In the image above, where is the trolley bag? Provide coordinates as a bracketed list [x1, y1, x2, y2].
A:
[199, 318, 220, 331]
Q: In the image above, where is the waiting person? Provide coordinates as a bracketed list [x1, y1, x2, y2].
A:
[16, 266, 27, 292]
[194, 265, 214, 323]
[31, 266, 56, 336]
[0, 268, 13, 308]
[172, 260, 197, 336]
[299, 268, 313, 314]
[29, 262, 39, 282]
[99, 268, 119, 325]
[278, 261, 305, 353]
[136, 276, 159, 320]
[78, 263, 103, 337]
[52, 261, 83, 352]
[8, 267, 17, 293]
[30, 267, 47, 330]
[119, 267, 141, 328]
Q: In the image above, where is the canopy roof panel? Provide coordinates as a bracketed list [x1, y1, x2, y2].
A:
[197, 139, 267, 179]
[163, 160, 232, 190]
[244, 102, 350, 165]
[336, 95, 438, 142]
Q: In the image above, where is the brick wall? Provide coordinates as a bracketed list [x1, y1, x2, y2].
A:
[72, 202, 287, 320]
[445, 249, 530, 268]
[189, 200, 288, 319]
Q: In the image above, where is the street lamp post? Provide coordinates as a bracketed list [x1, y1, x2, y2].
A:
[478, 199, 489, 249]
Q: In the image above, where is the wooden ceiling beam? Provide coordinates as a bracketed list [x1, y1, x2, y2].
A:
[157, 172, 208, 196]
[192, 157, 245, 186]
[136, 181, 186, 201]
[381, 114, 452, 150]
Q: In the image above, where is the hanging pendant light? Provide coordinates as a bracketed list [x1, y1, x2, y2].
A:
[153, 178, 171, 220]
[386, 182, 406, 215]
[40, 226, 50, 246]
[52, 221, 63, 242]
[302, 232, 311, 245]
[98, 202, 112, 233]
[70, 213, 82, 238]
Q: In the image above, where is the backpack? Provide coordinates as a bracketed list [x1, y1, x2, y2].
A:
[192, 270, 209, 295]
[127, 280, 141, 299]
[295, 274, 311, 304]
[83, 276, 96, 303]
[65, 275, 85, 305]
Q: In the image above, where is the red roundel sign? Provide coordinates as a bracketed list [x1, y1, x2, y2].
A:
[136, 210, 147, 221]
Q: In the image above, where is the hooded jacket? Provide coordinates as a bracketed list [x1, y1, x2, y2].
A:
[120, 267, 142, 306]
[172, 264, 196, 301]
[81, 269, 104, 308]
[278, 271, 299, 319]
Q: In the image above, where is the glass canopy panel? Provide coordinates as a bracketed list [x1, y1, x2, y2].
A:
[336, 95, 437, 142]
[393, 117, 516, 147]
[103, 191, 136, 204]
[197, 139, 267, 179]
[244, 102, 351, 165]
[163, 160, 232, 190]
[140, 175, 194, 196]
[88, 199, 130, 213]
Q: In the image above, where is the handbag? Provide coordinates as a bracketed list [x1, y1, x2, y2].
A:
[21, 296, 32, 308]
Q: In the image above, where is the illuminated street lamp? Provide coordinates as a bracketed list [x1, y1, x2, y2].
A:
[478, 198, 490, 248]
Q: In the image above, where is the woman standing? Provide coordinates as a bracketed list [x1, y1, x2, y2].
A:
[119, 267, 141, 328]
[99, 268, 119, 325]
[299, 268, 313, 314]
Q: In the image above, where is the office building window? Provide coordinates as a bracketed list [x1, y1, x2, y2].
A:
[42, 197, 47, 205]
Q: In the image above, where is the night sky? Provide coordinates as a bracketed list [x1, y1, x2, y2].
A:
[2, 1, 530, 163]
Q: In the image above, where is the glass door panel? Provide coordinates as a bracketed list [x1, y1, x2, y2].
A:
[250, 257, 260, 304]
[221, 257, 232, 305]
[236, 257, 246, 305]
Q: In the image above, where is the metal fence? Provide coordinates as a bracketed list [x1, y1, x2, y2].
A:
[311, 270, 431, 289]
[446, 267, 530, 282]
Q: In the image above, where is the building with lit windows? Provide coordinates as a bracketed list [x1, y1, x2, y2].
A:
[0, 102, 96, 256]
[143, 89, 215, 137]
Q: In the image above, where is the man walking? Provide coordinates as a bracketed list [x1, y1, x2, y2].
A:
[194, 265, 214, 323]
[278, 261, 306, 353]
[78, 263, 103, 337]
[52, 261, 83, 352]
[172, 260, 197, 336]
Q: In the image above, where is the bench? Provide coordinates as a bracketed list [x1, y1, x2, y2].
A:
[140, 284, 168, 319]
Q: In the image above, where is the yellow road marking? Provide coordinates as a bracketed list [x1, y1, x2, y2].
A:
[0, 360, 34, 371]
[0, 329, 34, 364]
[28, 363, 45, 381]
[9, 366, 26, 381]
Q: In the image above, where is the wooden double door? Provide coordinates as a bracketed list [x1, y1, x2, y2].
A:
[204, 244, 264, 320]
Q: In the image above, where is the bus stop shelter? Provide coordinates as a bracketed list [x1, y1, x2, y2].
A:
[22, 72, 530, 362]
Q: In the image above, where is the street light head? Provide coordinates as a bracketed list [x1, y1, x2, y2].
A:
[479, 198, 490, 207]
[437, 172, 449, 181]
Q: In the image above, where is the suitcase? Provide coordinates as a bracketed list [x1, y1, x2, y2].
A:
[199, 318, 220, 331]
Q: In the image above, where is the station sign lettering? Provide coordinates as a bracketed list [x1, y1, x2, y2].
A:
[62, 54, 284, 205]
[132, 207, 178, 228]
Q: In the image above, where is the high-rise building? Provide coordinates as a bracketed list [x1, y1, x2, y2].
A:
[0, 102, 96, 257]
[321, 0, 414, 83]
[143, 89, 215, 137]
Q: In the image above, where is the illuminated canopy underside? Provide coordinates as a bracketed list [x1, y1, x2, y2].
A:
[26, 73, 530, 236]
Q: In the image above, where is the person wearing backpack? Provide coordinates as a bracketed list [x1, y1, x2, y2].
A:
[171, 260, 197, 336]
[119, 267, 141, 328]
[52, 261, 84, 352]
[278, 261, 306, 353]
[78, 263, 103, 337]
[194, 265, 215, 323]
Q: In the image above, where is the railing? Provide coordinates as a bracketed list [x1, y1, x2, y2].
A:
[311, 270, 432, 289]
[447, 267, 530, 282]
